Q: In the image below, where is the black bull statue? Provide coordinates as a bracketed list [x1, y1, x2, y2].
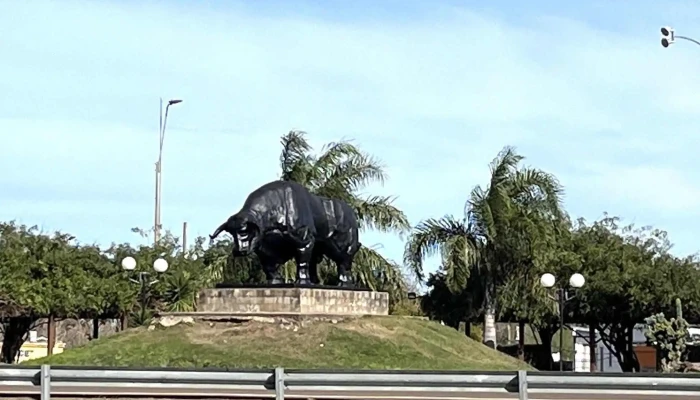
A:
[209, 180, 361, 286]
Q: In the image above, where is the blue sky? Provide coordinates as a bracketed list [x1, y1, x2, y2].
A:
[3, 0, 700, 281]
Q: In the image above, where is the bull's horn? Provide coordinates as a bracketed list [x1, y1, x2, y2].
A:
[209, 221, 227, 240]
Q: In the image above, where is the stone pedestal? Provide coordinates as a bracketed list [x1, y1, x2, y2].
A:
[196, 286, 389, 316]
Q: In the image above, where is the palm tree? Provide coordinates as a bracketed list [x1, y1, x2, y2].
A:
[404, 146, 564, 348]
[276, 130, 411, 294]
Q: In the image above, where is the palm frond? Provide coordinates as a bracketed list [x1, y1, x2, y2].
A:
[509, 167, 565, 219]
[161, 269, 199, 312]
[488, 146, 523, 184]
[441, 234, 476, 292]
[353, 195, 410, 235]
[279, 130, 313, 182]
[352, 246, 407, 299]
[312, 140, 362, 181]
[315, 152, 387, 198]
[403, 216, 475, 282]
[466, 185, 497, 241]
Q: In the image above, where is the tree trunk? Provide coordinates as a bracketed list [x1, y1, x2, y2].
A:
[625, 326, 639, 372]
[536, 326, 555, 370]
[92, 318, 99, 339]
[46, 314, 56, 356]
[119, 313, 128, 331]
[483, 301, 497, 348]
[518, 321, 526, 360]
[603, 324, 640, 372]
[1, 317, 34, 364]
[589, 322, 597, 372]
[617, 325, 639, 372]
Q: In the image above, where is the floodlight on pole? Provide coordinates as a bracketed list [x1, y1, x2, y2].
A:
[661, 26, 675, 48]
[659, 26, 700, 48]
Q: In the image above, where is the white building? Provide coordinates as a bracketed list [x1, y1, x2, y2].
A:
[571, 326, 649, 372]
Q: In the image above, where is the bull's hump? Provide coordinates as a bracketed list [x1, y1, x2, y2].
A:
[244, 181, 310, 205]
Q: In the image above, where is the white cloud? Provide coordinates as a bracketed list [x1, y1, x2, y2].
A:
[3, 0, 700, 270]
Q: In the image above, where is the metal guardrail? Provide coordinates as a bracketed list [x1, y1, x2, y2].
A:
[0, 365, 699, 399]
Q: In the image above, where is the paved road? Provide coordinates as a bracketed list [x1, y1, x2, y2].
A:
[2, 384, 698, 399]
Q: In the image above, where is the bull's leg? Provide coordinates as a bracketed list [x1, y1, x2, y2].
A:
[327, 232, 359, 288]
[294, 242, 314, 286]
[336, 257, 355, 288]
[258, 253, 284, 285]
[286, 226, 315, 286]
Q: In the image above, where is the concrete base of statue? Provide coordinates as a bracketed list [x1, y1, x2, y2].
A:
[194, 284, 390, 317]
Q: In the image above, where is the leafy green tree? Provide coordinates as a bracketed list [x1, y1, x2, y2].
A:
[404, 146, 564, 348]
[420, 272, 481, 331]
[0, 222, 131, 363]
[495, 211, 584, 367]
[567, 215, 700, 372]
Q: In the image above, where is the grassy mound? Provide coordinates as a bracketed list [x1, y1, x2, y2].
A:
[25, 316, 532, 371]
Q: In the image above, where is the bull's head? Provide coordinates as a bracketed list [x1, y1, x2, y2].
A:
[209, 213, 260, 256]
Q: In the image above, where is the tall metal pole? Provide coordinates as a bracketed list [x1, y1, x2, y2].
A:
[153, 98, 182, 245]
[154, 98, 163, 245]
[182, 221, 188, 253]
[558, 288, 565, 372]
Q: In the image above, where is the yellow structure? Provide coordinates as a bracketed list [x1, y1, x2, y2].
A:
[18, 341, 66, 362]
[0, 341, 66, 363]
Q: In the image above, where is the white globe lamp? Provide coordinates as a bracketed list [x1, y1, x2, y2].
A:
[540, 273, 556, 288]
[153, 258, 169, 273]
[121, 256, 137, 271]
[569, 273, 585, 288]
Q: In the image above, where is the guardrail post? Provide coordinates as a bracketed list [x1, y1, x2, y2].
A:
[40, 364, 51, 400]
[517, 370, 528, 400]
[275, 367, 285, 400]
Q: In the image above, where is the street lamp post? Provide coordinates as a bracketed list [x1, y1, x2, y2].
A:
[540, 272, 586, 371]
[120, 256, 169, 325]
[660, 26, 700, 48]
[154, 98, 183, 245]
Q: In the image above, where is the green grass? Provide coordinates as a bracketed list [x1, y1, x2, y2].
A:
[25, 316, 533, 371]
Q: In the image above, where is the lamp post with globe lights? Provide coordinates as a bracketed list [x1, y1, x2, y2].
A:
[121, 256, 169, 326]
[540, 272, 585, 371]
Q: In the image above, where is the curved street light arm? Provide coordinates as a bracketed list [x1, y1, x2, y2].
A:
[676, 35, 700, 47]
